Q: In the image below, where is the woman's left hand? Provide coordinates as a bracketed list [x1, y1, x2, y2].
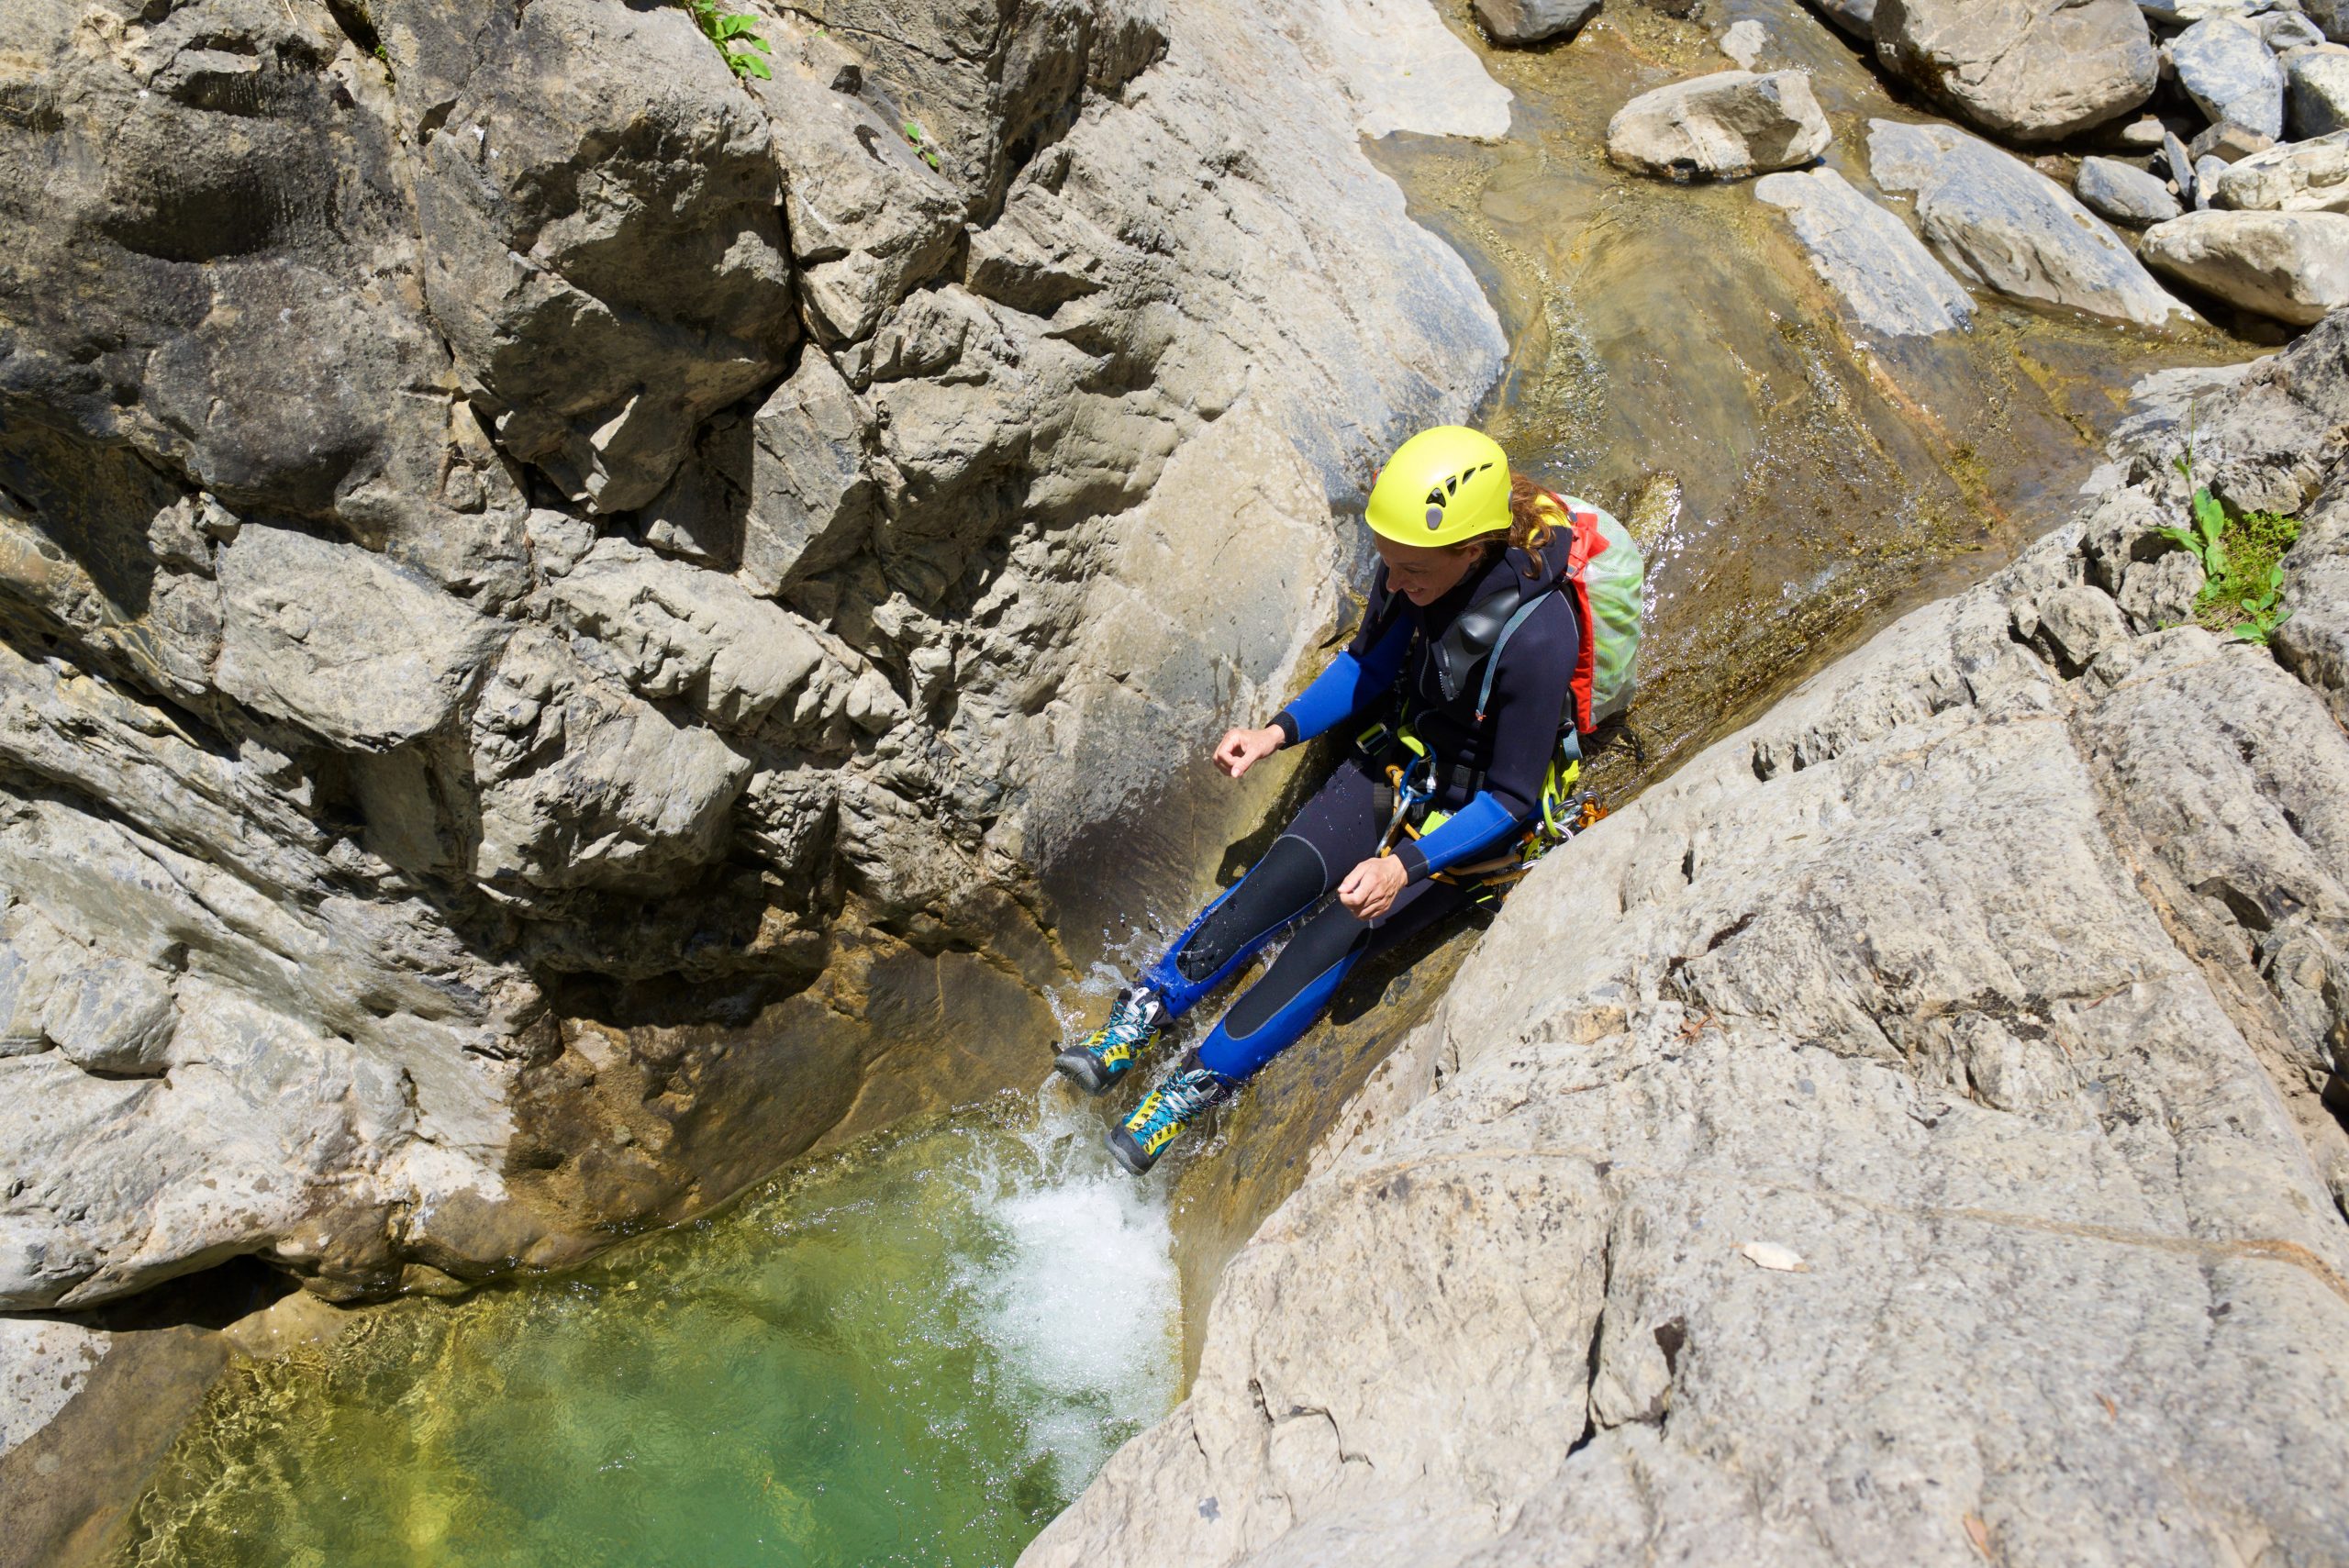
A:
[1337, 853, 1409, 920]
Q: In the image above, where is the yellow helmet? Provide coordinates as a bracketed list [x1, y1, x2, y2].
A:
[1365, 426, 1511, 548]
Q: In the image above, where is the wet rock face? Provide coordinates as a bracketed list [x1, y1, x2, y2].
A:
[1753, 167, 1976, 337]
[1874, 0, 2159, 141]
[0, 0, 1507, 1307]
[1026, 314, 2349, 1568]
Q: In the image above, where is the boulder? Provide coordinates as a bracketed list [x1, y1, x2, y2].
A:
[2308, 0, 2349, 40]
[1605, 72, 1832, 182]
[1867, 119, 2191, 328]
[1753, 168, 1977, 337]
[2187, 119, 2277, 161]
[2167, 17, 2288, 139]
[2212, 130, 2349, 210]
[2288, 44, 2349, 136]
[2165, 127, 2200, 199]
[1803, 0, 1878, 39]
[2197, 151, 2234, 206]
[1474, 0, 1603, 44]
[1720, 18, 1769, 66]
[2140, 208, 2349, 321]
[1874, 0, 2158, 141]
[2076, 154, 2185, 223]
[2266, 10, 2330, 50]
[214, 524, 512, 751]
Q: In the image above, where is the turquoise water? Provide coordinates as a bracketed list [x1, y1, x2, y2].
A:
[117, 1090, 1177, 1568]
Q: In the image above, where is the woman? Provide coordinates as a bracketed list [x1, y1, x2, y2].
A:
[1057, 426, 1584, 1174]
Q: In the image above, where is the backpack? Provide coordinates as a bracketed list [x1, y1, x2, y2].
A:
[1464, 489, 1645, 744]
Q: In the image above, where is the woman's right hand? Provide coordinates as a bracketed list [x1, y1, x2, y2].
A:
[1214, 725, 1285, 779]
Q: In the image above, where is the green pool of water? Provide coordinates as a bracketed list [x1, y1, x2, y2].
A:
[117, 1090, 1177, 1568]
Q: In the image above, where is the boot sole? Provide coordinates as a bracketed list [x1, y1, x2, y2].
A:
[1106, 1125, 1156, 1176]
[1052, 1050, 1114, 1095]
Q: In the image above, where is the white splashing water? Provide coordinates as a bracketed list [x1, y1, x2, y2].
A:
[952, 1082, 1182, 1492]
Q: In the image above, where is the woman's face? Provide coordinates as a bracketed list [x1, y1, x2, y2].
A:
[1374, 532, 1488, 606]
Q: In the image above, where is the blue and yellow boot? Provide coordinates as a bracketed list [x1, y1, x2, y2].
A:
[1053, 985, 1167, 1095]
[1108, 1064, 1235, 1175]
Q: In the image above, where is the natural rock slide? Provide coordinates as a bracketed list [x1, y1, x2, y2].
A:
[1026, 308, 2349, 1568]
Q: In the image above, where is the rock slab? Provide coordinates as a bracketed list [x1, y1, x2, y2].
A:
[1754, 168, 1977, 337]
[2213, 130, 2349, 211]
[2169, 17, 2289, 139]
[1868, 119, 2191, 328]
[2076, 154, 2186, 224]
[1606, 71, 1832, 181]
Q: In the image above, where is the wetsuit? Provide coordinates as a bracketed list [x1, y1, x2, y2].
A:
[1138, 528, 1580, 1082]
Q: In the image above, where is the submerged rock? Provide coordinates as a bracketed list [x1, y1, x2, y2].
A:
[1605, 71, 1832, 181]
[1874, 0, 2159, 141]
[2141, 209, 2349, 322]
[1028, 311, 2349, 1568]
[2076, 154, 2186, 224]
[1474, 0, 1602, 45]
[1754, 168, 1977, 337]
[1868, 119, 2192, 328]
[2212, 130, 2349, 211]
[2168, 17, 2289, 140]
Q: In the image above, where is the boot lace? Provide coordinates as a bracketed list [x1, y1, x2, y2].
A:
[1135, 1069, 1223, 1144]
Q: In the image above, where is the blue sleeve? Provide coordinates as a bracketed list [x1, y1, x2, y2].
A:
[1273, 606, 1412, 746]
[1394, 792, 1518, 881]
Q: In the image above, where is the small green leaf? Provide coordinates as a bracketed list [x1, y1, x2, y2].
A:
[736, 52, 772, 77]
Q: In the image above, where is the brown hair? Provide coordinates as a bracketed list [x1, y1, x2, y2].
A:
[1451, 471, 1559, 576]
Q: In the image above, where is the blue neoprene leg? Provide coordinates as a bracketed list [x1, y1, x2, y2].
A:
[1138, 838, 1325, 1018]
[1195, 944, 1363, 1080]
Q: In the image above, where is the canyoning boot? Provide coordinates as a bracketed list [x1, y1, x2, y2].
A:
[1108, 1065, 1235, 1176]
[1053, 985, 1168, 1094]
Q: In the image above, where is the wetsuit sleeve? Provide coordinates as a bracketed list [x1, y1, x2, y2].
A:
[1272, 591, 1413, 747]
[1393, 592, 1577, 883]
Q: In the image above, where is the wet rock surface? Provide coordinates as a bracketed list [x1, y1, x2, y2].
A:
[1754, 167, 1977, 335]
[0, 0, 1507, 1311]
[1027, 312, 2349, 1568]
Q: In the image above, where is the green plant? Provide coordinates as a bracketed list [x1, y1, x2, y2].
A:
[901, 118, 941, 171]
[2157, 449, 2299, 645]
[684, 0, 773, 80]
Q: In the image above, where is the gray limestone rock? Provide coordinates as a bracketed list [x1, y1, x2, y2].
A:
[2169, 17, 2289, 139]
[41, 960, 177, 1078]
[2188, 118, 2278, 161]
[1803, 0, 1879, 39]
[2165, 126, 2201, 200]
[2141, 209, 2349, 320]
[2308, 0, 2349, 39]
[1874, 0, 2159, 141]
[1753, 168, 1977, 336]
[2266, 10, 2330, 49]
[2288, 44, 2349, 135]
[214, 524, 512, 751]
[1605, 72, 1832, 182]
[2197, 151, 2235, 206]
[391, 0, 798, 515]
[2076, 154, 2186, 223]
[1473, 0, 1603, 44]
[1868, 119, 2193, 327]
[1027, 313, 2349, 1568]
[1720, 18, 1770, 65]
[2212, 129, 2349, 209]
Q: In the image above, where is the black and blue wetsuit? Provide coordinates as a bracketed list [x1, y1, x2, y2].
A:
[1138, 528, 1579, 1082]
